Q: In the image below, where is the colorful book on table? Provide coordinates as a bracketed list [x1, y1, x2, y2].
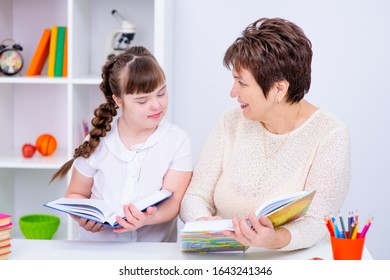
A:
[181, 226, 249, 252]
[181, 190, 316, 252]
[0, 213, 12, 260]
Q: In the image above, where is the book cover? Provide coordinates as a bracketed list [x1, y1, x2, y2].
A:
[0, 244, 11, 256]
[0, 213, 11, 227]
[0, 230, 11, 240]
[181, 231, 248, 252]
[0, 223, 12, 230]
[44, 189, 172, 228]
[264, 190, 316, 227]
[0, 252, 11, 260]
[0, 238, 11, 247]
[54, 26, 66, 77]
[181, 190, 316, 252]
[47, 25, 58, 77]
[62, 27, 68, 77]
[26, 29, 51, 76]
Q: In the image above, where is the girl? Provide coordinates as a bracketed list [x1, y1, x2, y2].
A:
[52, 46, 193, 242]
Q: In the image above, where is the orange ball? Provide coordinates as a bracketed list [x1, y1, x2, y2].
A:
[36, 134, 57, 156]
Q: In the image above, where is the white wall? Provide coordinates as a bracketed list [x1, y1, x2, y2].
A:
[171, 0, 390, 259]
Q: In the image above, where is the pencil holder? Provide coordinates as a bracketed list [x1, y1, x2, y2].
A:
[330, 234, 365, 260]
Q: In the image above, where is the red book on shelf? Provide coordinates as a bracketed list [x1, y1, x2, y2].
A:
[26, 29, 51, 76]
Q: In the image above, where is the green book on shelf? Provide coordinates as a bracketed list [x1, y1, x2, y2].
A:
[54, 26, 66, 77]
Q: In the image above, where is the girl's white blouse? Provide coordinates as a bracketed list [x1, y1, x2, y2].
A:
[73, 117, 193, 242]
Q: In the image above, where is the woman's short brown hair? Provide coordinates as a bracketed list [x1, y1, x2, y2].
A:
[224, 18, 312, 103]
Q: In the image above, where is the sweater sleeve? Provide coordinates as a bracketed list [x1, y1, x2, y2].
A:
[281, 124, 351, 251]
[179, 113, 228, 222]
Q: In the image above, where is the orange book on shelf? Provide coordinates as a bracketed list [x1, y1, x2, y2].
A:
[26, 29, 51, 76]
[62, 27, 68, 77]
[47, 25, 58, 77]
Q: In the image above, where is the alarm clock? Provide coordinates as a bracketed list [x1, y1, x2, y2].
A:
[0, 39, 24, 76]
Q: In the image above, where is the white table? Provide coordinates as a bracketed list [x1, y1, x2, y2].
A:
[8, 238, 373, 260]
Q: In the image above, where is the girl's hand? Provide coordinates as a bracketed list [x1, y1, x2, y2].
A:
[223, 213, 287, 249]
[71, 215, 107, 233]
[113, 204, 157, 233]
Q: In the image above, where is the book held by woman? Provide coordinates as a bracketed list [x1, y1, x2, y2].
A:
[181, 190, 316, 252]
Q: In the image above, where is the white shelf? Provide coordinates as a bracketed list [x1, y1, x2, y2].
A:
[72, 76, 102, 85]
[0, 150, 68, 169]
[0, 77, 68, 85]
[0, 76, 101, 85]
[0, 0, 173, 240]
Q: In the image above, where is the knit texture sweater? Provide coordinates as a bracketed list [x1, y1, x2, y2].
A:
[180, 107, 351, 251]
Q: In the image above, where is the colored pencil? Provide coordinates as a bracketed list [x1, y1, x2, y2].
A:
[325, 219, 335, 237]
[351, 222, 358, 239]
[347, 212, 353, 238]
[360, 217, 373, 238]
[338, 213, 347, 238]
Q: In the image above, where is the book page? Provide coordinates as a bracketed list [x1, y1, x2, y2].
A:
[45, 198, 122, 225]
[255, 190, 314, 218]
[44, 189, 172, 228]
[182, 219, 234, 232]
[266, 190, 316, 227]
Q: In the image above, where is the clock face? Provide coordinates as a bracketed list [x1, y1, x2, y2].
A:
[0, 49, 23, 75]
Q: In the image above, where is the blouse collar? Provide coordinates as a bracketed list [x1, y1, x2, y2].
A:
[104, 117, 171, 162]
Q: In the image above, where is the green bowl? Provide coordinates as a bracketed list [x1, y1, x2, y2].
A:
[19, 214, 60, 240]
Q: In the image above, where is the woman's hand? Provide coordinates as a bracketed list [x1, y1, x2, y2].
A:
[71, 215, 107, 233]
[113, 204, 158, 233]
[223, 213, 291, 249]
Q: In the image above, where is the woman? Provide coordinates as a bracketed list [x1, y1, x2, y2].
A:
[52, 46, 193, 242]
[180, 18, 350, 251]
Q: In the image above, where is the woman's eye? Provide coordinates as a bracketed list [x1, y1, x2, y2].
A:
[158, 90, 166, 97]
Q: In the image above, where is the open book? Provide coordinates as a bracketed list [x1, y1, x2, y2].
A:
[44, 189, 172, 228]
[181, 190, 316, 252]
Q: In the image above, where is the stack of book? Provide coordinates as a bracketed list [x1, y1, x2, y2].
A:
[26, 25, 68, 77]
[0, 213, 12, 260]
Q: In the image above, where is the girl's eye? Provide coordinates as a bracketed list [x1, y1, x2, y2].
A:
[137, 100, 147, 104]
[158, 90, 166, 97]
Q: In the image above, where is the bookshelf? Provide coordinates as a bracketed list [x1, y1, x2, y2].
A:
[0, 0, 173, 240]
